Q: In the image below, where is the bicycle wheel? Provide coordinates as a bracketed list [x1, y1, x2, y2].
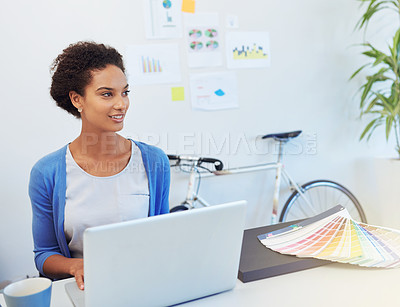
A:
[279, 180, 367, 223]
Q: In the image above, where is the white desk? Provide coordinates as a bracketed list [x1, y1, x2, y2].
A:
[1, 263, 399, 307]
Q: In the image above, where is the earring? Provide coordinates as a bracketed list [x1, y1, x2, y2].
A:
[78, 108, 82, 113]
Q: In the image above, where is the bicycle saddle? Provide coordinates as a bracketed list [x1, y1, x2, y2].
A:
[261, 130, 302, 141]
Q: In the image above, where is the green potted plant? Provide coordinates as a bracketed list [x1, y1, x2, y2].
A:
[351, 0, 400, 158]
[351, 0, 400, 229]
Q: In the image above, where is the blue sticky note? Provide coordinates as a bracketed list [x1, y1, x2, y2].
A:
[214, 89, 225, 96]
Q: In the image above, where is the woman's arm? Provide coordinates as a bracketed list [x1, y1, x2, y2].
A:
[29, 161, 77, 284]
[43, 255, 85, 290]
[29, 165, 61, 269]
[29, 155, 84, 290]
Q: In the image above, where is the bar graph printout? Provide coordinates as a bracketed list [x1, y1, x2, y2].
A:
[258, 206, 400, 268]
[125, 44, 181, 85]
[226, 31, 271, 69]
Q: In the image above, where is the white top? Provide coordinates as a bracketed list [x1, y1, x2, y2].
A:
[64, 140, 149, 258]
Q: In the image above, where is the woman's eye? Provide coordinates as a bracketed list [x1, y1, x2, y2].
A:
[102, 92, 112, 97]
[123, 90, 130, 96]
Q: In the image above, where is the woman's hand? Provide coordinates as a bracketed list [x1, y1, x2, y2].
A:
[69, 258, 84, 290]
[43, 255, 85, 290]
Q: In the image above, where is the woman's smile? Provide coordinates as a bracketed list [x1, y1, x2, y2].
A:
[109, 114, 125, 123]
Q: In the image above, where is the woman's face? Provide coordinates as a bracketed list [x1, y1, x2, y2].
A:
[77, 64, 130, 133]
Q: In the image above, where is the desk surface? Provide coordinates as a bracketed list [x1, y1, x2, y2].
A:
[1, 263, 399, 307]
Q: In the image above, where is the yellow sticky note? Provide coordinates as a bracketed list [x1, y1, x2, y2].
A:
[182, 0, 195, 13]
[171, 87, 185, 101]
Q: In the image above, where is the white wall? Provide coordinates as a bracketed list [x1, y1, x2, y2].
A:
[0, 0, 396, 282]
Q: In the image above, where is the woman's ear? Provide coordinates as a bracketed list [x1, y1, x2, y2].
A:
[69, 91, 83, 112]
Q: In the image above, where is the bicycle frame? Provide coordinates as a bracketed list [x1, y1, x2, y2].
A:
[178, 140, 317, 224]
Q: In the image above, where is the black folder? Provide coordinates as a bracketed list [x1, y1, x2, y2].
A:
[238, 221, 330, 283]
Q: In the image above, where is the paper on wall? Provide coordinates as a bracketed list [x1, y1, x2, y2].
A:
[226, 15, 239, 29]
[144, 0, 183, 39]
[189, 71, 238, 111]
[184, 12, 222, 68]
[226, 31, 271, 69]
[125, 44, 181, 85]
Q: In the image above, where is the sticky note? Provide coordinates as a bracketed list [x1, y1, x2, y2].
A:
[171, 87, 185, 101]
[182, 0, 195, 13]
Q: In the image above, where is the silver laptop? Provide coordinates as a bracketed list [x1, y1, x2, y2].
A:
[65, 200, 247, 307]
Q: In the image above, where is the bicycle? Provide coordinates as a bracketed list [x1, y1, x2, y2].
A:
[168, 130, 367, 224]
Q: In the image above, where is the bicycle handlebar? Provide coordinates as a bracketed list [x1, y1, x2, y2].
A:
[198, 157, 224, 171]
[167, 155, 224, 171]
[167, 155, 180, 161]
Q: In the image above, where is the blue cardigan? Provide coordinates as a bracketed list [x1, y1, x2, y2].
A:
[28, 140, 170, 276]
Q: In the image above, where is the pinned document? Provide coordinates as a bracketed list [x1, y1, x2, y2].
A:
[226, 31, 271, 69]
[144, 0, 183, 39]
[189, 71, 239, 111]
[125, 44, 181, 85]
[184, 13, 222, 68]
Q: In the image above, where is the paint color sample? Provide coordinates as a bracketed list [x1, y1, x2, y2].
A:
[258, 206, 400, 268]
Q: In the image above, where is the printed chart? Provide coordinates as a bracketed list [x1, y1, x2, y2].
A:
[226, 31, 271, 69]
[188, 27, 219, 52]
[144, 0, 182, 39]
[184, 12, 222, 68]
[189, 71, 238, 111]
[125, 44, 181, 85]
[233, 44, 268, 60]
[141, 56, 163, 73]
[258, 206, 400, 268]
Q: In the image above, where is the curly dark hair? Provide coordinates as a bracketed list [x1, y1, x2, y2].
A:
[50, 41, 125, 118]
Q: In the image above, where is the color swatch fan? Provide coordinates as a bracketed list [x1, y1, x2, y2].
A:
[258, 206, 400, 268]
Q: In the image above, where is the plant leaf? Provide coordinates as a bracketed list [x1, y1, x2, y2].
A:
[356, 0, 398, 31]
[350, 63, 370, 80]
[386, 116, 394, 139]
[367, 44, 397, 70]
[375, 92, 395, 113]
[356, 1, 392, 30]
[363, 96, 381, 113]
[392, 85, 400, 114]
[360, 117, 381, 140]
[390, 28, 400, 59]
[359, 69, 392, 107]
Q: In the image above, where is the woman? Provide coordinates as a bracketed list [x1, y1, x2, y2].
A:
[29, 41, 170, 290]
